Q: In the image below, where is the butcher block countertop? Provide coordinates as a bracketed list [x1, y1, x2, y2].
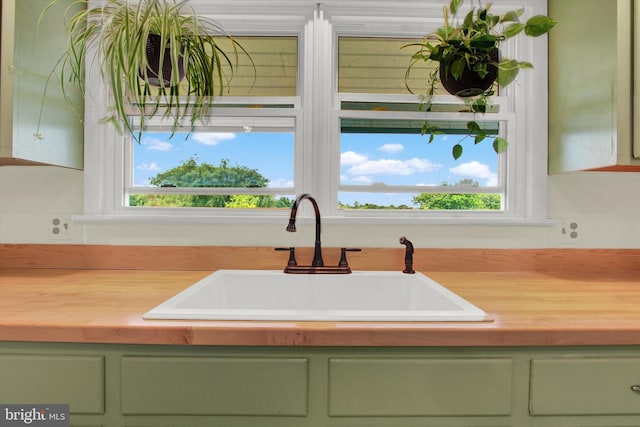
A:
[1, 265, 639, 347]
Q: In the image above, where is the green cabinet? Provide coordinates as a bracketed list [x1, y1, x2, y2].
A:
[328, 358, 512, 416]
[121, 356, 308, 416]
[530, 357, 640, 416]
[0, 354, 104, 414]
[634, 0, 640, 160]
[0, 0, 83, 168]
[549, 0, 639, 172]
[1, 342, 639, 427]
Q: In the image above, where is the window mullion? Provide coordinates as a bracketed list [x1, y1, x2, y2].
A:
[308, 5, 335, 213]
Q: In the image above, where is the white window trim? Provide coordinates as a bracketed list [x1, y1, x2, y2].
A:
[328, 92, 514, 220]
[125, 109, 301, 196]
[79, 0, 550, 226]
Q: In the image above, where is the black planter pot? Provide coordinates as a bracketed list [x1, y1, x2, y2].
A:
[140, 33, 186, 87]
[439, 49, 499, 97]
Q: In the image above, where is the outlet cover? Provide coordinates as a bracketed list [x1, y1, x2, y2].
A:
[49, 215, 74, 240]
[559, 219, 580, 243]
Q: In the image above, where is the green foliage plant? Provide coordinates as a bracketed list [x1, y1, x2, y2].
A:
[404, 0, 556, 159]
[39, 0, 253, 141]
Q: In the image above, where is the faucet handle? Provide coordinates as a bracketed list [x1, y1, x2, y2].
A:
[275, 247, 298, 267]
[339, 248, 362, 268]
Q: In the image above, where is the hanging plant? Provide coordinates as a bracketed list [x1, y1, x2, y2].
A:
[38, 0, 254, 141]
[404, 0, 556, 159]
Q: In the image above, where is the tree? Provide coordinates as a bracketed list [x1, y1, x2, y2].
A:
[130, 157, 292, 208]
[338, 179, 499, 210]
[338, 201, 412, 210]
[150, 157, 268, 188]
[412, 180, 500, 210]
[225, 195, 292, 208]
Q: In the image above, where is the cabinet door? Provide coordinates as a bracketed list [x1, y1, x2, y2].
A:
[549, 0, 639, 172]
[121, 356, 308, 416]
[0, 0, 83, 168]
[530, 358, 640, 415]
[634, 0, 640, 159]
[328, 358, 512, 416]
[0, 354, 104, 414]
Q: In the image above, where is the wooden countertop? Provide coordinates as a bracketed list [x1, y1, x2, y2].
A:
[1, 268, 639, 347]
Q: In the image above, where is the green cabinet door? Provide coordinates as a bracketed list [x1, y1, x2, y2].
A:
[0, 354, 104, 414]
[329, 358, 512, 416]
[530, 357, 640, 415]
[121, 356, 308, 416]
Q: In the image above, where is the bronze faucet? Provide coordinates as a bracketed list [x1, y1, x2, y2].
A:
[286, 193, 324, 267]
[280, 193, 359, 274]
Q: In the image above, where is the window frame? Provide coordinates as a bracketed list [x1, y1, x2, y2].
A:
[329, 92, 515, 219]
[124, 101, 303, 215]
[81, 0, 549, 225]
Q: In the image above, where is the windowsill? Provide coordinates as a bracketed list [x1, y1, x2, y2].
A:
[73, 213, 555, 227]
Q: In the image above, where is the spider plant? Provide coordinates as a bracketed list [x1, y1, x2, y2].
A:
[38, 0, 253, 141]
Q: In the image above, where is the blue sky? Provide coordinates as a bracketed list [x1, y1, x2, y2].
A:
[134, 131, 295, 189]
[340, 133, 498, 186]
[133, 131, 498, 206]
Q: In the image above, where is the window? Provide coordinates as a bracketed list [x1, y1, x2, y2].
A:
[128, 122, 296, 209]
[337, 115, 503, 210]
[84, 0, 549, 223]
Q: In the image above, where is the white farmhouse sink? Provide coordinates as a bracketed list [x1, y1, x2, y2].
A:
[143, 270, 487, 322]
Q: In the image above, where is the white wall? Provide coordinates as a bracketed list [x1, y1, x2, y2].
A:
[1, 165, 638, 248]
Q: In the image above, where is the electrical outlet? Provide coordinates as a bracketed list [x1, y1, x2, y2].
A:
[49, 215, 74, 240]
[559, 219, 580, 243]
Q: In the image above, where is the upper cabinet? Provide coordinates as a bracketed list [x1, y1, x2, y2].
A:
[548, 0, 639, 173]
[635, 0, 640, 163]
[0, 0, 83, 168]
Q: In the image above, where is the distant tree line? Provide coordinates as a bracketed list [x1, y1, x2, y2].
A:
[129, 157, 291, 208]
[131, 158, 500, 210]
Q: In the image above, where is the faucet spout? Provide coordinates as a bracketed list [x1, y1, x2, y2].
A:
[287, 193, 324, 267]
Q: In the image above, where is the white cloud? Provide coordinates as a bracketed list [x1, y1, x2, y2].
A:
[142, 137, 173, 151]
[377, 143, 404, 154]
[341, 150, 368, 166]
[485, 174, 498, 186]
[137, 162, 160, 171]
[192, 132, 236, 146]
[348, 157, 440, 176]
[450, 160, 497, 186]
[450, 161, 492, 178]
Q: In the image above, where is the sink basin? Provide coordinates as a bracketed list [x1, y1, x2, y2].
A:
[143, 270, 487, 322]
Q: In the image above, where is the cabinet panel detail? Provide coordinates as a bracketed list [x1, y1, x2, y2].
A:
[121, 356, 308, 416]
[530, 357, 640, 415]
[0, 354, 104, 414]
[328, 358, 512, 416]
